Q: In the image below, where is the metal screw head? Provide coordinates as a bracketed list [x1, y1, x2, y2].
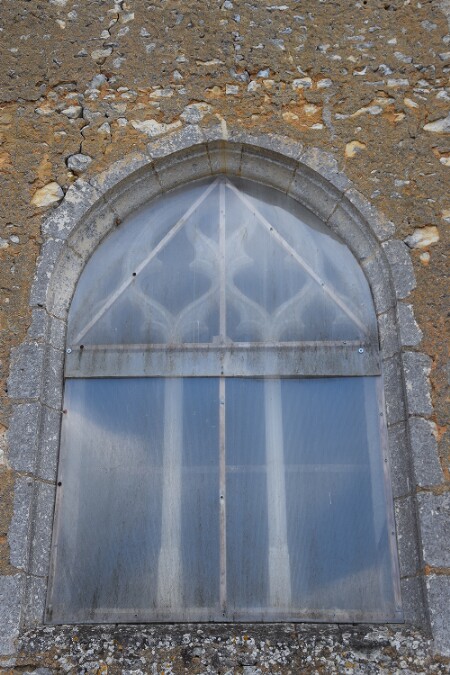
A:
[358, 347, 364, 353]
[66, 348, 72, 354]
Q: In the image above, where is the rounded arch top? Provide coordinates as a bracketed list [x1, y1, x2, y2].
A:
[37, 132, 404, 330]
[67, 175, 378, 349]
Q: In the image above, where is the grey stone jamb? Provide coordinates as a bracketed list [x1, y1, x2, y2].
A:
[4, 129, 441, 652]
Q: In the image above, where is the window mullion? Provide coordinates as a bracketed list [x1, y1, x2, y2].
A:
[264, 378, 292, 608]
[156, 377, 183, 610]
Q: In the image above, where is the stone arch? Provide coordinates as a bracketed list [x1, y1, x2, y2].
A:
[6, 132, 431, 641]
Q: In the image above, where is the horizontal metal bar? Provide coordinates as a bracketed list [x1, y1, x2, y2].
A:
[48, 606, 404, 625]
[65, 343, 380, 378]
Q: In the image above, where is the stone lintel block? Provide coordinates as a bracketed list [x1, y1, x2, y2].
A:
[29, 238, 65, 308]
[326, 199, 376, 262]
[207, 140, 243, 176]
[383, 355, 406, 426]
[394, 496, 421, 578]
[146, 125, 205, 159]
[382, 240, 416, 299]
[426, 575, 450, 656]
[400, 576, 428, 629]
[29, 481, 56, 578]
[46, 248, 84, 320]
[154, 148, 212, 192]
[93, 166, 161, 224]
[402, 352, 433, 417]
[8, 344, 45, 400]
[89, 152, 149, 196]
[343, 188, 396, 242]
[22, 575, 47, 629]
[378, 309, 401, 360]
[240, 146, 297, 194]
[8, 403, 41, 474]
[41, 180, 101, 240]
[37, 406, 62, 482]
[8, 476, 34, 570]
[397, 303, 423, 347]
[417, 493, 450, 567]
[409, 417, 443, 488]
[299, 146, 350, 192]
[361, 251, 396, 316]
[41, 347, 64, 411]
[0, 575, 23, 655]
[288, 165, 340, 222]
[387, 423, 412, 498]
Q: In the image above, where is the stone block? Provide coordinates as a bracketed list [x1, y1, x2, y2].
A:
[37, 407, 62, 482]
[383, 355, 406, 426]
[27, 309, 48, 343]
[154, 148, 212, 191]
[382, 240, 416, 299]
[240, 147, 297, 193]
[232, 131, 303, 162]
[49, 317, 66, 352]
[0, 575, 22, 655]
[327, 199, 376, 262]
[387, 423, 412, 498]
[41, 180, 100, 240]
[361, 251, 396, 315]
[417, 493, 450, 567]
[288, 165, 340, 221]
[8, 403, 41, 473]
[397, 303, 423, 347]
[90, 152, 149, 196]
[46, 248, 84, 320]
[8, 476, 34, 569]
[400, 576, 428, 628]
[394, 496, 421, 577]
[208, 140, 243, 175]
[409, 417, 443, 487]
[402, 352, 433, 417]
[343, 188, 396, 242]
[426, 575, 450, 656]
[147, 125, 205, 159]
[7, 344, 45, 400]
[29, 481, 56, 578]
[299, 146, 350, 191]
[22, 575, 47, 629]
[41, 347, 64, 411]
[66, 203, 116, 261]
[29, 238, 65, 307]
[378, 309, 400, 360]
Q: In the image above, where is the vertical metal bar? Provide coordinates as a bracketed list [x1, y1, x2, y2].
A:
[376, 375, 403, 613]
[264, 378, 292, 608]
[219, 377, 226, 614]
[219, 179, 226, 341]
[218, 179, 227, 614]
[157, 377, 183, 609]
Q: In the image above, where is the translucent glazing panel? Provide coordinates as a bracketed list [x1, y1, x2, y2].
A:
[68, 177, 377, 347]
[225, 377, 399, 620]
[48, 375, 400, 623]
[48, 378, 219, 623]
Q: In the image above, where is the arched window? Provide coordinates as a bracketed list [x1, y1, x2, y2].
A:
[47, 176, 402, 623]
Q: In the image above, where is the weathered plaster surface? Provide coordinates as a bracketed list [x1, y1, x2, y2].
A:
[0, 0, 449, 667]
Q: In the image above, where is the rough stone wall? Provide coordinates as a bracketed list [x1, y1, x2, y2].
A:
[0, 0, 449, 670]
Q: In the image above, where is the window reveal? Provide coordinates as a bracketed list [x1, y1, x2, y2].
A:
[46, 177, 402, 623]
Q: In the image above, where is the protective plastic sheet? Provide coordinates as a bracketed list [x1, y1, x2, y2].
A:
[48, 376, 400, 623]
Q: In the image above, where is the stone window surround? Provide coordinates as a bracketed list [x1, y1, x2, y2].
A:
[4, 128, 442, 655]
